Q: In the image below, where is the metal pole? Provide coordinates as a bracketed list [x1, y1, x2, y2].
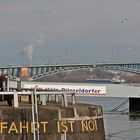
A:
[34, 89, 40, 140]
[61, 133, 64, 140]
[64, 131, 67, 140]
[31, 91, 36, 140]
[61, 131, 67, 140]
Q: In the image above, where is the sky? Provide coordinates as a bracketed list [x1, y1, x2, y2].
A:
[0, 0, 140, 66]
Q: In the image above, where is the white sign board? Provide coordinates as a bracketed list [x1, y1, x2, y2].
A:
[24, 83, 106, 95]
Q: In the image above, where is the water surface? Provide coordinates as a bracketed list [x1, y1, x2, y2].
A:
[77, 96, 140, 140]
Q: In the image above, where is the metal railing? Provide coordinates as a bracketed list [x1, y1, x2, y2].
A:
[0, 90, 76, 108]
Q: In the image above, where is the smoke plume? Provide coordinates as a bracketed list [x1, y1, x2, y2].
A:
[21, 33, 44, 61]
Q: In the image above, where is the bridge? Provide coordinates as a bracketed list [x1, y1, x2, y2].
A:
[1, 62, 140, 116]
[0, 62, 140, 81]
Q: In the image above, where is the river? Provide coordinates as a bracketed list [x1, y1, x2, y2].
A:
[77, 96, 140, 140]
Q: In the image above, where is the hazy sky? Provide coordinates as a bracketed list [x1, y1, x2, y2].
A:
[0, 0, 140, 66]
